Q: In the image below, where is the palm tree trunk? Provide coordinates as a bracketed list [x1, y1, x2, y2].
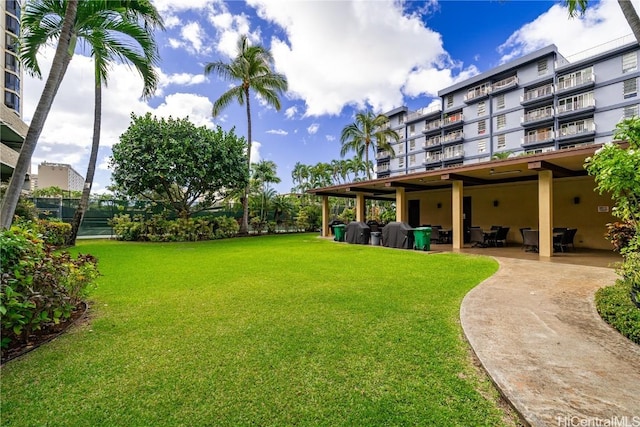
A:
[618, 0, 640, 42]
[239, 86, 252, 235]
[0, 1, 78, 229]
[67, 71, 101, 245]
[365, 142, 371, 180]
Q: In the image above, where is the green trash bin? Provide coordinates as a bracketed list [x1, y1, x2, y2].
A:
[333, 224, 346, 242]
[413, 227, 432, 251]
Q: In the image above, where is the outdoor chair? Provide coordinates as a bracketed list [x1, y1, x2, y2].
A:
[430, 227, 441, 244]
[522, 229, 539, 252]
[519, 227, 531, 250]
[490, 226, 510, 247]
[555, 228, 577, 252]
[469, 227, 487, 247]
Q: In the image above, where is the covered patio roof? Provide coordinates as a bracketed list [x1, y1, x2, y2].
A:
[308, 144, 602, 200]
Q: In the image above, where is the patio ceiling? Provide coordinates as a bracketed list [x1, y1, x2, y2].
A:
[309, 144, 602, 201]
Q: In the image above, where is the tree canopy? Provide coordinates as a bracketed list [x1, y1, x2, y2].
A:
[110, 113, 249, 218]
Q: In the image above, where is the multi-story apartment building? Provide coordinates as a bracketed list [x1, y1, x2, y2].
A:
[1, 0, 29, 185]
[37, 162, 85, 192]
[377, 35, 639, 178]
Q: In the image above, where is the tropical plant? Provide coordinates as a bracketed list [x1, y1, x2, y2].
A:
[491, 151, 513, 160]
[110, 113, 249, 219]
[0, 0, 78, 230]
[60, 0, 163, 246]
[340, 111, 399, 180]
[205, 34, 288, 235]
[251, 160, 281, 221]
[566, 0, 640, 43]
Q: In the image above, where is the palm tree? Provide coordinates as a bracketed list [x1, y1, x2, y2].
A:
[57, 0, 162, 245]
[0, 0, 78, 230]
[340, 111, 399, 180]
[204, 35, 288, 235]
[291, 161, 310, 192]
[566, 0, 640, 42]
[251, 160, 281, 221]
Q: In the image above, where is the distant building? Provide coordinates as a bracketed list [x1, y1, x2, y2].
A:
[377, 35, 639, 178]
[37, 162, 85, 192]
[1, 0, 29, 186]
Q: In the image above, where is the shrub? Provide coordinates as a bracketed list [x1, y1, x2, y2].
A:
[211, 216, 239, 239]
[595, 279, 640, 345]
[250, 217, 265, 234]
[110, 214, 239, 241]
[338, 207, 355, 224]
[605, 221, 636, 252]
[37, 219, 71, 247]
[109, 214, 144, 241]
[266, 221, 277, 234]
[0, 224, 99, 350]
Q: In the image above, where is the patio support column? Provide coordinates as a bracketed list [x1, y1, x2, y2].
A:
[452, 180, 464, 250]
[538, 170, 554, 258]
[355, 193, 366, 222]
[321, 195, 330, 237]
[395, 187, 407, 222]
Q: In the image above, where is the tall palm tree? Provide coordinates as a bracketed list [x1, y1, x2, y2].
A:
[204, 35, 288, 235]
[566, 0, 640, 42]
[0, 0, 78, 229]
[340, 111, 399, 180]
[60, 0, 162, 245]
[251, 160, 280, 221]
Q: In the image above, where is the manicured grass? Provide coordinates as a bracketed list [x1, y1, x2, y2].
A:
[1, 234, 513, 426]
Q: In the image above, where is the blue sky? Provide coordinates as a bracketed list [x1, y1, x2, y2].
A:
[23, 0, 637, 194]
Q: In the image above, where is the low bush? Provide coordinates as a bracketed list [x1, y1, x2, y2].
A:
[37, 219, 71, 247]
[110, 214, 239, 241]
[595, 279, 640, 345]
[0, 224, 99, 351]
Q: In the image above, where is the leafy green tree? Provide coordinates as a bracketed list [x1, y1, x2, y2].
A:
[566, 0, 640, 43]
[340, 111, 399, 180]
[32, 186, 82, 198]
[205, 34, 288, 235]
[1, 0, 78, 229]
[110, 113, 249, 219]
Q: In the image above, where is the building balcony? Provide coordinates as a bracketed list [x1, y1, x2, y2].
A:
[556, 99, 596, 118]
[376, 150, 391, 161]
[491, 76, 518, 94]
[0, 142, 19, 169]
[464, 87, 491, 103]
[442, 153, 464, 164]
[442, 113, 464, 128]
[423, 136, 442, 151]
[422, 119, 442, 134]
[442, 130, 464, 145]
[521, 83, 554, 105]
[423, 154, 443, 165]
[557, 121, 596, 141]
[521, 130, 555, 148]
[407, 105, 441, 122]
[556, 72, 595, 95]
[521, 106, 554, 126]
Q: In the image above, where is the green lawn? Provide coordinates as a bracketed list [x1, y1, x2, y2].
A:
[1, 234, 514, 426]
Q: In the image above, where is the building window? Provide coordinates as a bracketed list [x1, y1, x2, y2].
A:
[409, 124, 415, 136]
[5, 53, 20, 73]
[537, 59, 548, 76]
[5, 33, 18, 53]
[409, 154, 416, 166]
[397, 143, 404, 154]
[624, 104, 639, 119]
[409, 139, 416, 151]
[398, 157, 405, 168]
[4, 72, 20, 92]
[497, 114, 506, 130]
[477, 120, 486, 135]
[6, 15, 20, 36]
[478, 139, 487, 153]
[497, 134, 506, 149]
[624, 78, 637, 98]
[7, 0, 21, 18]
[477, 101, 486, 116]
[623, 52, 637, 74]
[4, 92, 20, 112]
[496, 94, 505, 109]
[446, 94, 454, 108]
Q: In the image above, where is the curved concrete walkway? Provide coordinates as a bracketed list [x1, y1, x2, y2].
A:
[461, 258, 640, 426]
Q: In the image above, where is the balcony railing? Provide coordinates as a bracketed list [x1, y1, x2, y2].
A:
[556, 97, 596, 114]
[522, 83, 554, 103]
[558, 121, 596, 138]
[376, 150, 391, 160]
[423, 135, 441, 148]
[442, 113, 463, 126]
[556, 72, 595, 91]
[422, 119, 442, 132]
[492, 76, 518, 92]
[523, 130, 554, 145]
[464, 86, 491, 102]
[0, 143, 19, 168]
[522, 106, 554, 124]
[443, 130, 464, 143]
[423, 153, 443, 164]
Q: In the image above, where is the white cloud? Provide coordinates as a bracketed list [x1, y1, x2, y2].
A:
[98, 156, 110, 171]
[247, 0, 476, 116]
[285, 106, 297, 119]
[266, 129, 288, 135]
[158, 70, 207, 90]
[181, 21, 207, 55]
[499, 0, 638, 63]
[325, 135, 335, 142]
[250, 141, 261, 163]
[307, 123, 319, 135]
[164, 15, 181, 29]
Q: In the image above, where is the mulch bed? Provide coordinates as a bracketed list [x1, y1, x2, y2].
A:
[1, 302, 89, 365]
